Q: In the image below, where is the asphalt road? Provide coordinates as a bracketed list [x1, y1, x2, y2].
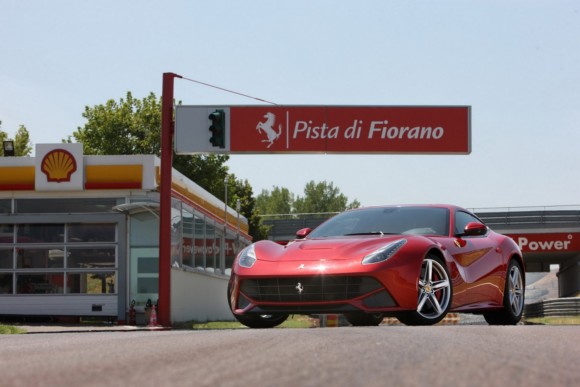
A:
[1, 325, 578, 387]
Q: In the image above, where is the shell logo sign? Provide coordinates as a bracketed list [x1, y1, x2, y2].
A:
[41, 149, 77, 182]
[35, 143, 84, 191]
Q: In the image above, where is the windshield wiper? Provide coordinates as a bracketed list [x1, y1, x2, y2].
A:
[344, 231, 394, 236]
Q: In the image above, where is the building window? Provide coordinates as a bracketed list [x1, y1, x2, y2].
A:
[171, 201, 182, 267]
[0, 224, 14, 243]
[0, 248, 13, 269]
[0, 199, 11, 214]
[17, 248, 64, 269]
[67, 247, 116, 268]
[68, 224, 116, 242]
[0, 273, 12, 294]
[1, 223, 118, 296]
[16, 273, 64, 294]
[67, 272, 116, 294]
[225, 234, 237, 273]
[17, 224, 64, 243]
[206, 222, 217, 272]
[194, 214, 206, 269]
[181, 208, 194, 268]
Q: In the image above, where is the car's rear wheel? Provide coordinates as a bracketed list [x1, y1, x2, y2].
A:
[483, 259, 524, 325]
[344, 312, 384, 326]
[396, 254, 452, 326]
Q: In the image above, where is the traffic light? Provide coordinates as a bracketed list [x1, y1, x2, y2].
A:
[208, 109, 226, 149]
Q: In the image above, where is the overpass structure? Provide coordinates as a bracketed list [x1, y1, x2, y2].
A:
[261, 206, 580, 298]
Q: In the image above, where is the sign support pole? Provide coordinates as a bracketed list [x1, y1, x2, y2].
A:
[159, 72, 181, 326]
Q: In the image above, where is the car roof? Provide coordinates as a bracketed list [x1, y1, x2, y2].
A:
[350, 204, 467, 212]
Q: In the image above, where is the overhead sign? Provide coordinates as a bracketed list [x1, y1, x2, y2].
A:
[175, 105, 470, 154]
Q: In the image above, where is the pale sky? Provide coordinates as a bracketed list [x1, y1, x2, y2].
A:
[1, 0, 579, 210]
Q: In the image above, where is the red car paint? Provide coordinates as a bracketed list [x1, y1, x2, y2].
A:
[229, 204, 524, 326]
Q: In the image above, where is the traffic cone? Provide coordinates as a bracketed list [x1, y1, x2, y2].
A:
[147, 304, 159, 327]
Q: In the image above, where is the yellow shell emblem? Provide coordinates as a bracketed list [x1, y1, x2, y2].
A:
[41, 149, 77, 182]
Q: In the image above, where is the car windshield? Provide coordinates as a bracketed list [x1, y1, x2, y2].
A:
[307, 206, 450, 238]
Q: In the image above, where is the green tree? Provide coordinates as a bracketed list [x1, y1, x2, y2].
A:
[69, 92, 263, 241]
[70, 92, 164, 155]
[0, 121, 33, 156]
[256, 186, 294, 216]
[228, 176, 268, 241]
[70, 91, 230, 191]
[14, 125, 33, 156]
[294, 180, 360, 214]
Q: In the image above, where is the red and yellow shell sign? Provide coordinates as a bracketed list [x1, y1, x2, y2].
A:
[1, 143, 145, 192]
[40, 149, 77, 182]
[35, 143, 84, 191]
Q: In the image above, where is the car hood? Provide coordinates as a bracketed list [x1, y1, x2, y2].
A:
[254, 235, 412, 262]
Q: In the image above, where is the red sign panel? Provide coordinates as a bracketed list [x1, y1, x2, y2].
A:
[229, 106, 470, 154]
[507, 233, 580, 253]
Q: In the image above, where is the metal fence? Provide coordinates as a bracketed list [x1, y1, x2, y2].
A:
[524, 298, 580, 318]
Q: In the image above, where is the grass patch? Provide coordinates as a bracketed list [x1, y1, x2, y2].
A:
[0, 324, 26, 334]
[181, 315, 318, 330]
[524, 316, 580, 325]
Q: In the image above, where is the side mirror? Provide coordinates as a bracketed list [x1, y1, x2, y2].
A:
[296, 228, 312, 239]
[463, 222, 487, 237]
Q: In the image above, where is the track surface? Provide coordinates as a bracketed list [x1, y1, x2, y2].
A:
[2, 325, 578, 386]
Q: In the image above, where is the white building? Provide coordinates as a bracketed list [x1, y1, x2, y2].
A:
[0, 143, 251, 324]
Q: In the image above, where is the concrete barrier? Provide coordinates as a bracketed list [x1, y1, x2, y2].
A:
[524, 297, 580, 318]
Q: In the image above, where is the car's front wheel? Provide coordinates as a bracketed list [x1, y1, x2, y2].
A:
[484, 259, 524, 325]
[344, 312, 384, 326]
[397, 254, 452, 326]
[227, 281, 289, 328]
[233, 313, 289, 329]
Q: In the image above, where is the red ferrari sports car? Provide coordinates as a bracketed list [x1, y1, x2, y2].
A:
[228, 204, 525, 328]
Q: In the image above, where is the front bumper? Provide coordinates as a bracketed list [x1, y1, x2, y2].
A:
[236, 275, 396, 314]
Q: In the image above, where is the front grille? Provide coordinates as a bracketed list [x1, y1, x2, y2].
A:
[240, 276, 383, 303]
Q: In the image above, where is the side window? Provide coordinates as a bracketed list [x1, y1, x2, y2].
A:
[454, 211, 481, 235]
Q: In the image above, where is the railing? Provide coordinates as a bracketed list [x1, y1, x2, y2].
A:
[471, 205, 580, 227]
[524, 297, 580, 318]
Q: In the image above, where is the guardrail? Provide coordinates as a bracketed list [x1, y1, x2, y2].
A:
[471, 205, 580, 227]
[524, 297, 580, 318]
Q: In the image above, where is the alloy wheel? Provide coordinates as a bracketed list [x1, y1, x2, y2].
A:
[417, 258, 451, 319]
[508, 264, 524, 316]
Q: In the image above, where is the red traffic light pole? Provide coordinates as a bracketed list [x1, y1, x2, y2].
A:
[159, 72, 182, 326]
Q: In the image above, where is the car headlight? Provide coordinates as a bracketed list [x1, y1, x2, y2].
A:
[238, 244, 257, 268]
[362, 239, 407, 265]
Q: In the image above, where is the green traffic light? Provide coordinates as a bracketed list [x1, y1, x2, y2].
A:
[208, 109, 226, 149]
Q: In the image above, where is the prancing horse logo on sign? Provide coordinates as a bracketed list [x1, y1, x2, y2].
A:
[256, 112, 282, 148]
[296, 282, 304, 295]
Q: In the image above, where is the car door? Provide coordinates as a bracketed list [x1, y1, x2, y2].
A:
[445, 210, 504, 309]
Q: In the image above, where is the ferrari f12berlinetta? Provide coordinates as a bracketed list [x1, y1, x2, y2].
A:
[228, 205, 525, 328]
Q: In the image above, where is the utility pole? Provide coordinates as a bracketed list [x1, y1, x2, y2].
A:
[159, 72, 182, 326]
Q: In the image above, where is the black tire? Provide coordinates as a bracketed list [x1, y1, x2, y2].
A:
[227, 280, 289, 329]
[396, 254, 452, 326]
[344, 312, 384, 326]
[484, 259, 525, 325]
[232, 313, 289, 329]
